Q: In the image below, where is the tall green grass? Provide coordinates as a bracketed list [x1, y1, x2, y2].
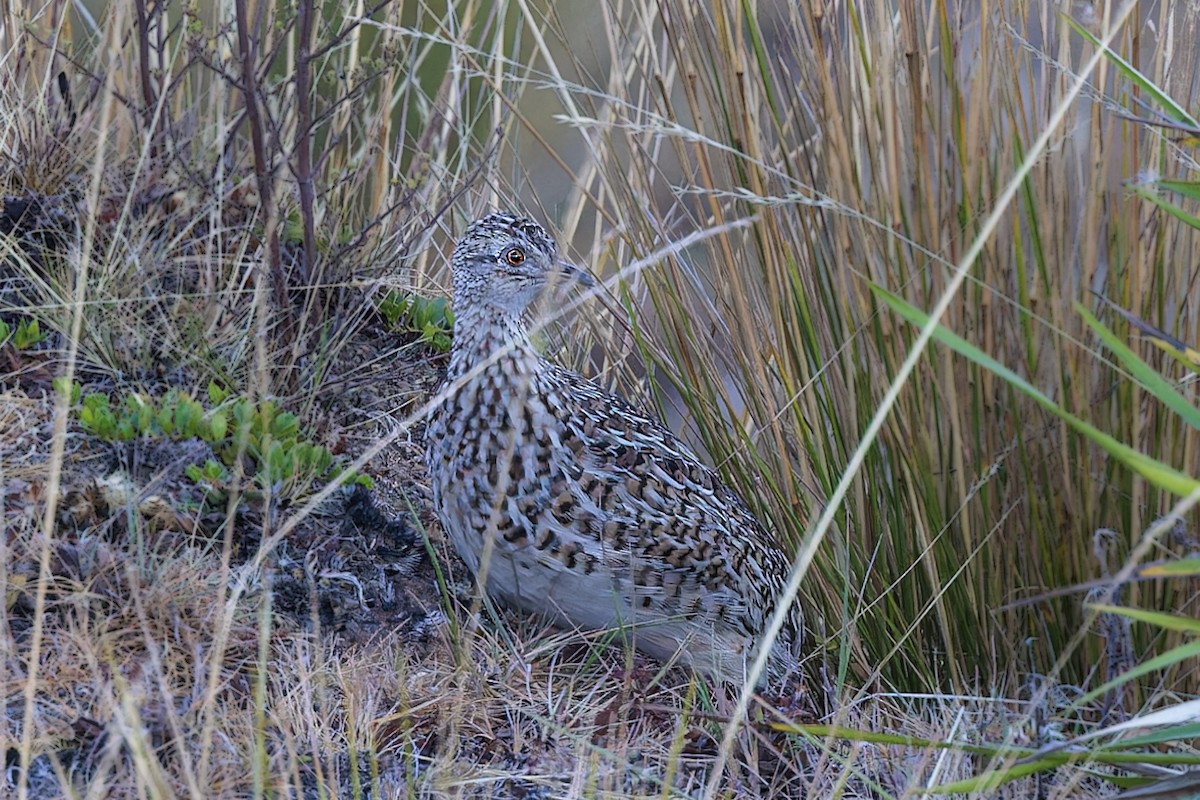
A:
[519, 1, 1200, 700]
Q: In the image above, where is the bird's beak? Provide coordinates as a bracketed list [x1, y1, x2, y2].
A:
[555, 259, 595, 289]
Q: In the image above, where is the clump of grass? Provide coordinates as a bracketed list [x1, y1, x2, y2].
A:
[533, 0, 1198, 680]
[481, 0, 1200, 793]
[1, 0, 503, 795]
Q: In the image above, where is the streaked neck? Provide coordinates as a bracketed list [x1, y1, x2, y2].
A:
[446, 303, 537, 380]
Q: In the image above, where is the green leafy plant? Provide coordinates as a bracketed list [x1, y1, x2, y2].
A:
[0, 318, 48, 350]
[378, 291, 454, 352]
[75, 388, 218, 443]
[64, 380, 371, 501]
[52, 376, 83, 405]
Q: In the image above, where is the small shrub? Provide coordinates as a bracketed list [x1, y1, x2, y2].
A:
[0, 317, 48, 349]
[63, 380, 372, 502]
[378, 291, 454, 352]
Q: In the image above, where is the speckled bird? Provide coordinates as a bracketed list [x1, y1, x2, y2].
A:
[424, 212, 803, 686]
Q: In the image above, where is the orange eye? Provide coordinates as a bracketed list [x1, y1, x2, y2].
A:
[505, 247, 525, 266]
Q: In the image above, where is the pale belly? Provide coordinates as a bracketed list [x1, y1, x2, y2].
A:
[439, 476, 758, 684]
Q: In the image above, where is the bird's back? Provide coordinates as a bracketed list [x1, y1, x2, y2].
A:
[426, 345, 803, 686]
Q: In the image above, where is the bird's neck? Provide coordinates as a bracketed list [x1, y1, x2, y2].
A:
[446, 303, 538, 380]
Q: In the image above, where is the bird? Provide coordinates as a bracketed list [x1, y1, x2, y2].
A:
[423, 211, 803, 687]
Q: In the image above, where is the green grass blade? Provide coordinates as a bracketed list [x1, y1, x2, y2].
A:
[1106, 722, 1200, 749]
[765, 723, 1026, 758]
[1131, 185, 1200, 231]
[1157, 179, 1200, 202]
[1085, 604, 1200, 635]
[1078, 304, 1200, 430]
[1070, 640, 1200, 710]
[1140, 558, 1200, 578]
[924, 760, 1078, 794]
[1092, 295, 1200, 372]
[874, 287, 1200, 498]
[1061, 14, 1198, 127]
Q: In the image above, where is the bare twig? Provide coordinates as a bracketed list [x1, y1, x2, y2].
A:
[233, 0, 288, 323]
[294, 0, 318, 330]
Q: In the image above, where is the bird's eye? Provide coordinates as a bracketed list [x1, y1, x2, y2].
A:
[505, 247, 525, 266]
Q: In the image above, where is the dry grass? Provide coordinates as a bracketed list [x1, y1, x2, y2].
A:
[2, 0, 1200, 797]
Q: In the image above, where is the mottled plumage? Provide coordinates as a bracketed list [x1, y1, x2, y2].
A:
[424, 212, 803, 686]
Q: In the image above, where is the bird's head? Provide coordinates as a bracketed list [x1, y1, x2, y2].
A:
[450, 212, 593, 320]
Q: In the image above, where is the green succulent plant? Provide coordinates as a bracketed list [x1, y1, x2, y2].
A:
[0, 318, 48, 350]
[377, 291, 454, 352]
[60, 380, 371, 503]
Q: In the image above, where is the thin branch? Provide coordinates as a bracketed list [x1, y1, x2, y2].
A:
[308, 0, 395, 62]
[233, 0, 288, 320]
[133, 0, 157, 127]
[294, 0, 317, 284]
